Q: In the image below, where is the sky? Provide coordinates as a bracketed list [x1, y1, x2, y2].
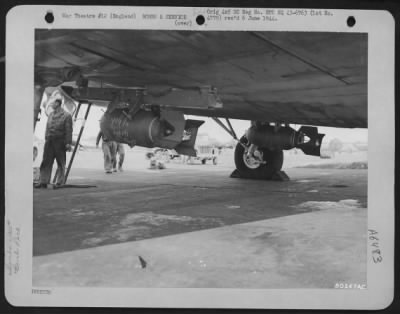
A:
[35, 102, 368, 147]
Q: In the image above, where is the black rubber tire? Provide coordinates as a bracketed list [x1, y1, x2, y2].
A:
[201, 159, 206, 165]
[234, 137, 283, 179]
[212, 157, 218, 165]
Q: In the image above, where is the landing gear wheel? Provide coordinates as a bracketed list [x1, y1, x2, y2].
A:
[234, 136, 283, 179]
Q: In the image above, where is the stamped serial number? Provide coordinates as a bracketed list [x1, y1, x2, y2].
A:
[335, 283, 366, 289]
[32, 289, 52, 295]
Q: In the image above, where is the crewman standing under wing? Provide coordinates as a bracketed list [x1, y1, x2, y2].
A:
[35, 99, 73, 189]
[96, 131, 117, 174]
[113, 142, 125, 172]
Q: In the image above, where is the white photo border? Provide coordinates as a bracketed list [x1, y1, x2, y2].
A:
[5, 5, 395, 309]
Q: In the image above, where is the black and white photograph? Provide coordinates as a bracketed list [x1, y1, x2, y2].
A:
[4, 6, 395, 309]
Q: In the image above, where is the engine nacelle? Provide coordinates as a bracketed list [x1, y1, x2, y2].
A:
[246, 125, 325, 156]
[100, 109, 204, 156]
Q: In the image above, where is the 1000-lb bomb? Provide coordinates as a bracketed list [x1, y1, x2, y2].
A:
[100, 109, 185, 149]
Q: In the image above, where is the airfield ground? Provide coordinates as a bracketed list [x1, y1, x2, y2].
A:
[33, 149, 367, 288]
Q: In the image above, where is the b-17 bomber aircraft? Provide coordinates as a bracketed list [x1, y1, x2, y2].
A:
[34, 30, 367, 179]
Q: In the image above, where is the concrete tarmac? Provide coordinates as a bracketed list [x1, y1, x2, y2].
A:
[33, 157, 367, 288]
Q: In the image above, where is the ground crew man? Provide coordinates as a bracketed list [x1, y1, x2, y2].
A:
[113, 143, 125, 172]
[96, 131, 117, 174]
[35, 99, 73, 189]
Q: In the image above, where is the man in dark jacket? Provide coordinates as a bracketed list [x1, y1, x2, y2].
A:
[35, 99, 73, 189]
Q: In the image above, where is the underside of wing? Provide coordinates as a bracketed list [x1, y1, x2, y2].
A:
[35, 30, 367, 128]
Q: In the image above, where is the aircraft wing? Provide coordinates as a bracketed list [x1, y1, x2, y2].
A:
[35, 30, 367, 128]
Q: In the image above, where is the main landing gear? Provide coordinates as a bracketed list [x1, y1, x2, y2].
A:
[233, 136, 284, 180]
[212, 119, 325, 181]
